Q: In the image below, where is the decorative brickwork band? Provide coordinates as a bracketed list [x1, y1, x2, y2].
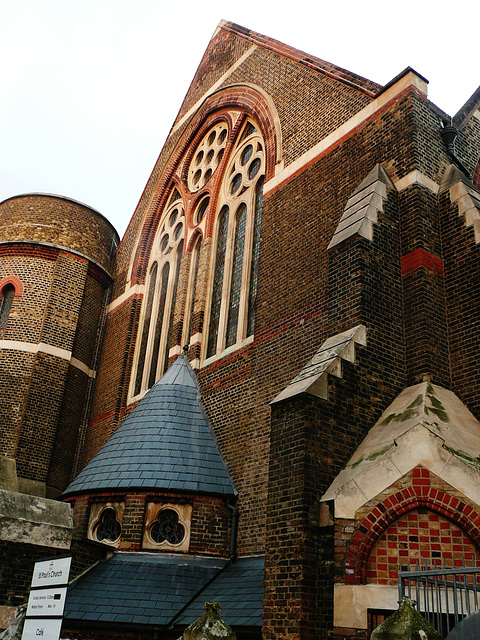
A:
[400, 248, 444, 276]
[0, 275, 24, 295]
[345, 467, 480, 585]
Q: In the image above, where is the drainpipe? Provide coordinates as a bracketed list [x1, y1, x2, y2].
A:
[441, 123, 471, 178]
[226, 501, 238, 562]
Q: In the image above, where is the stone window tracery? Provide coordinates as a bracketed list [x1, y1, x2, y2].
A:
[87, 502, 124, 547]
[131, 117, 265, 397]
[188, 123, 228, 192]
[132, 190, 185, 398]
[204, 121, 265, 359]
[143, 502, 192, 552]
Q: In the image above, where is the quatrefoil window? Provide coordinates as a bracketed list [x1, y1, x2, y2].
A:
[94, 507, 121, 543]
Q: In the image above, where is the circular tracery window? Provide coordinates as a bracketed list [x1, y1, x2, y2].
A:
[227, 135, 264, 200]
[150, 508, 185, 545]
[156, 192, 185, 255]
[188, 123, 228, 192]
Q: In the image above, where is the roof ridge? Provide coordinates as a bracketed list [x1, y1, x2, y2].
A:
[219, 21, 381, 97]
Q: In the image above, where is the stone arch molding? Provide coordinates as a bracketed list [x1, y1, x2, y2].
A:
[128, 83, 283, 285]
[321, 382, 480, 519]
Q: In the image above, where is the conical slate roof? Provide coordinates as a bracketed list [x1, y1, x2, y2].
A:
[63, 355, 236, 498]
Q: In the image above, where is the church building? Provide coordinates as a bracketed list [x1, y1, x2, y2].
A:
[1, 20, 480, 640]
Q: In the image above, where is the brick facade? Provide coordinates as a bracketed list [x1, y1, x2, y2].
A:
[2, 19, 480, 640]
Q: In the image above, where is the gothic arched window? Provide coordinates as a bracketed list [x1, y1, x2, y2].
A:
[130, 116, 265, 399]
[132, 190, 185, 398]
[204, 120, 265, 360]
[0, 284, 15, 329]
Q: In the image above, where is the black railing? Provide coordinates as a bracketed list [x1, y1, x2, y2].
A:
[398, 559, 480, 637]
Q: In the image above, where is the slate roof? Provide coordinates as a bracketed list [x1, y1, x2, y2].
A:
[64, 553, 264, 630]
[178, 556, 264, 628]
[63, 355, 236, 498]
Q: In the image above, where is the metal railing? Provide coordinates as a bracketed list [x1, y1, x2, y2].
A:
[398, 559, 480, 637]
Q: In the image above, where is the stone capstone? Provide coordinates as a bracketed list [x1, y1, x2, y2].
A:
[0, 489, 72, 549]
[180, 602, 236, 640]
[371, 597, 442, 640]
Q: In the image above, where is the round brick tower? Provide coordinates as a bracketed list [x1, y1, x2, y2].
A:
[0, 193, 119, 497]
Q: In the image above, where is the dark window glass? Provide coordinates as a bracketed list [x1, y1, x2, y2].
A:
[218, 128, 227, 144]
[226, 204, 247, 347]
[95, 508, 121, 543]
[248, 157, 261, 180]
[196, 198, 209, 224]
[148, 262, 170, 389]
[207, 206, 229, 358]
[174, 223, 183, 240]
[163, 241, 183, 373]
[241, 144, 253, 165]
[150, 508, 185, 545]
[188, 238, 202, 344]
[134, 263, 158, 395]
[160, 234, 169, 252]
[247, 177, 264, 335]
[231, 173, 242, 195]
[0, 284, 15, 329]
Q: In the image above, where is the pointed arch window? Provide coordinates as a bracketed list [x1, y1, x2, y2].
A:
[185, 235, 202, 346]
[132, 190, 185, 398]
[205, 120, 265, 360]
[0, 284, 15, 329]
[131, 116, 266, 396]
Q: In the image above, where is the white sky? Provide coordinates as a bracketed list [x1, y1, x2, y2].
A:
[1, 0, 479, 237]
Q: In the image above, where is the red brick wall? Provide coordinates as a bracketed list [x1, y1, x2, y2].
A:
[367, 509, 480, 585]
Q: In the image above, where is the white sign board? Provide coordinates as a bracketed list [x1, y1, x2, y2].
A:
[26, 587, 68, 618]
[22, 618, 63, 640]
[22, 556, 72, 640]
[31, 557, 71, 588]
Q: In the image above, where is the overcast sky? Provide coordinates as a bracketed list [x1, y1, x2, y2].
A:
[1, 0, 479, 237]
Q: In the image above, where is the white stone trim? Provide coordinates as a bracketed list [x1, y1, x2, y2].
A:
[328, 165, 394, 250]
[449, 180, 480, 243]
[142, 502, 192, 552]
[334, 584, 398, 628]
[394, 170, 439, 194]
[201, 334, 254, 368]
[264, 70, 428, 196]
[169, 344, 182, 358]
[107, 284, 145, 313]
[88, 501, 125, 548]
[272, 325, 367, 403]
[0, 340, 95, 377]
[70, 357, 96, 378]
[322, 383, 480, 518]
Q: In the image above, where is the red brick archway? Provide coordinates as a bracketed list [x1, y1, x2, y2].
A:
[0, 275, 24, 296]
[345, 467, 480, 584]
